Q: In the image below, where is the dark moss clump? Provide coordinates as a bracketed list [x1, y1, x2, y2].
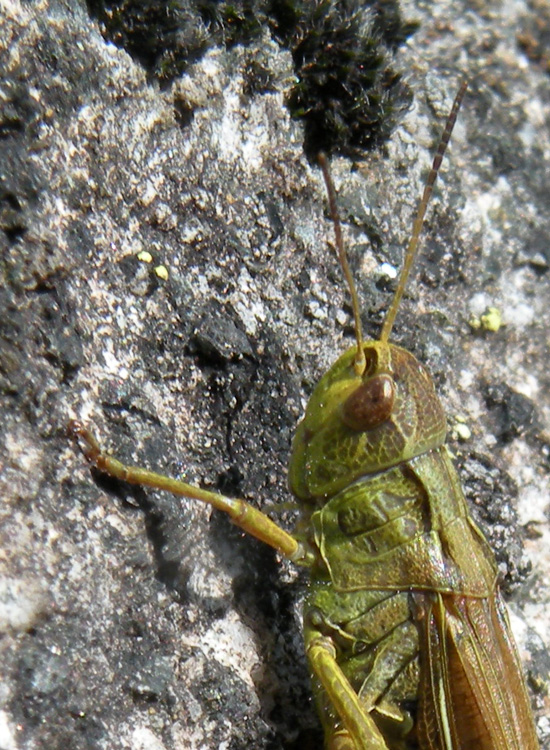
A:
[270, 0, 417, 157]
[87, 0, 416, 156]
[86, 1, 204, 80]
[86, 1, 266, 80]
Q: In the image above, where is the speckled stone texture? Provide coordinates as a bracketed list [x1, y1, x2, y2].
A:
[1, 1, 549, 749]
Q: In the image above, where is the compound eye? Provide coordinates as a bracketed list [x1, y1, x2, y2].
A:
[341, 374, 396, 431]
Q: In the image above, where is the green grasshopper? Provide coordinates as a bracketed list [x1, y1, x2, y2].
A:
[71, 82, 540, 749]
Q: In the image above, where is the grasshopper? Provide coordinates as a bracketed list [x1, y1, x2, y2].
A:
[71, 82, 540, 749]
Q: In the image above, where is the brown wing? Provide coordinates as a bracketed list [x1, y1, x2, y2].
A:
[413, 591, 539, 750]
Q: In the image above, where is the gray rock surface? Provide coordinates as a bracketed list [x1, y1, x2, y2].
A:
[1, 1, 549, 749]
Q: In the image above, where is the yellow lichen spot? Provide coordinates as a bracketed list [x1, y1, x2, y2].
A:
[468, 314, 481, 331]
[469, 306, 502, 333]
[154, 264, 169, 280]
[480, 306, 502, 332]
[137, 250, 153, 264]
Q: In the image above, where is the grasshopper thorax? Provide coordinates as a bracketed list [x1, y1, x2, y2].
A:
[288, 340, 446, 501]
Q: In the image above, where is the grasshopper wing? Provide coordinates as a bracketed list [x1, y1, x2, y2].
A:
[414, 591, 538, 750]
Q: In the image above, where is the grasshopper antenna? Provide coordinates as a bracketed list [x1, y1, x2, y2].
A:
[380, 81, 468, 343]
[319, 152, 367, 377]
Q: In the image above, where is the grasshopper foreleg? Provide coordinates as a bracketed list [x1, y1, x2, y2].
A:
[69, 421, 311, 565]
[306, 632, 391, 750]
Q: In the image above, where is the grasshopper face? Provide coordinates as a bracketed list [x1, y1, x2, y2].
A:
[288, 341, 447, 501]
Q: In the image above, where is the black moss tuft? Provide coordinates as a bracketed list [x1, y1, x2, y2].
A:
[86, 1, 211, 80]
[270, 0, 417, 158]
[86, 1, 269, 80]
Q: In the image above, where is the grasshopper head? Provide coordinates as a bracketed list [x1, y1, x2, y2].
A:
[288, 341, 447, 501]
[301, 86, 467, 502]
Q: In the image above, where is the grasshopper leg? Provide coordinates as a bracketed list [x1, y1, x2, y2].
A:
[69, 420, 311, 565]
[306, 633, 391, 750]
